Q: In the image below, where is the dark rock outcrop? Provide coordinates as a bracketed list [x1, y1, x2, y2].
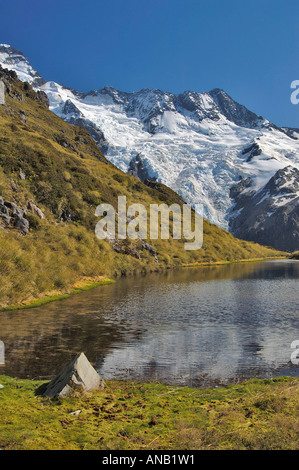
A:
[175, 90, 220, 122]
[0, 64, 49, 107]
[62, 99, 82, 118]
[242, 142, 262, 162]
[61, 100, 108, 154]
[54, 133, 77, 153]
[209, 88, 264, 129]
[0, 197, 45, 234]
[110, 238, 159, 263]
[0, 197, 29, 234]
[128, 154, 156, 182]
[229, 166, 299, 252]
[68, 117, 109, 154]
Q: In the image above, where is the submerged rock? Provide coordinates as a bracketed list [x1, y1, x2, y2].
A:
[41, 352, 105, 398]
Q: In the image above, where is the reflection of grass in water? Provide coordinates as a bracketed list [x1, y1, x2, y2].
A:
[0, 375, 298, 450]
[1, 256, 289, 311]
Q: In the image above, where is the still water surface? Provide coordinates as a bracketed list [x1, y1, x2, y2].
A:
[0, 260, 298, 387]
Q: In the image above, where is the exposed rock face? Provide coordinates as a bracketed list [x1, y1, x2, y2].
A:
[61, 99, 108, 154]
[59, 207, 74, 222]
[0, 197, 29, 234]
[27, 200, 45, 219]
[140, 240, 159, 263]
[68, 117, 108, 154]
[42, 352, 105, 398]
[35, 89, 49, 108]
[229, 166, 299, 252]
[0, 80, 5, 105]
[37, 79, 299, 235]
[62, 99, 82, 118]
[54, 133, 77, 153]
[128, 154, 156, 182]
[14, 212, 30, 234]
[209, 88, 264, 129]
[110, 238, 159, 263]
[0, 197, 45, 233]
[280, 127, 299, 140]
[0, 64, 49, 107]
[19, 110, 26, 124]
[241, 142, 262, 162]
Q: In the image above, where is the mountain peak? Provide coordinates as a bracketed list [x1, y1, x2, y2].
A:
[209, 88, 265, 129]
[0, 44, 45, 87]
[0, 44, 298, 249]
[209, 87, 227, 95]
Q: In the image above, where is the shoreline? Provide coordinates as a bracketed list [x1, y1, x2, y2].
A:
[1, 256, 288, 312]
[0, 276, 115, 312]
[181, 255, 288, 268]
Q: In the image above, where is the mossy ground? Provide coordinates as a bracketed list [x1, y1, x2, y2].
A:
[0, 375, 298, 450]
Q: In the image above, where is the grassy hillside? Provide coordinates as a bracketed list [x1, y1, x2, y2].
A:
[0, 67, 283, 308]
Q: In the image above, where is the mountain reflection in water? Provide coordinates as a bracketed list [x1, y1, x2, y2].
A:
[0, 260, 298, 387]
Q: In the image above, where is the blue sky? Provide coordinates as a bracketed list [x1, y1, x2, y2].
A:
[1, 0, 299, 127]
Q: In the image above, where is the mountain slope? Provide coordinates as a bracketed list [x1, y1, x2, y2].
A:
[0, 65, 284, 307]
[0, 44, 298, 251]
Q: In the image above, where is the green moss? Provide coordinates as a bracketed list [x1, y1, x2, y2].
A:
[1, 278, 115, 311]
[0, 375, 298, 450]
[70, 279, 115, 294]
[2, 294, 70, 311]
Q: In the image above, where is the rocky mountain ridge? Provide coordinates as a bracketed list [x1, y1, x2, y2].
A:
[229, 166, 299, 251]
[0, 44, 298, 250]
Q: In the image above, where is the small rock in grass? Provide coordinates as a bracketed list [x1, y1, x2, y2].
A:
[70, 410, 81, 416]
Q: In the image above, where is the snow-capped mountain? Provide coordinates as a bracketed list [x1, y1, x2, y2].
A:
[1, 44, 298, 250]
[230, 166, 299, 251]
[0, 44, 45, 87]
